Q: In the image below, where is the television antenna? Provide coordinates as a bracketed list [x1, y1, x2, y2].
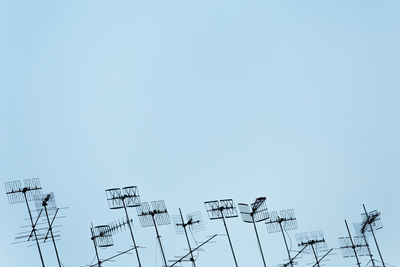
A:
[265, 209, 298, 267]
[296, 231, 333, 267]
[357, 204, 385, 267]
[88, 220, 136, 267]
[172, 209, 205, 267]
[238, 197, 269, 267]
[105, 186, 142, 267]
[339, 220, 370, 267]
[5, 178, 45, 267]
[204, 199, 239, 267]
[137, 200, 171, 267]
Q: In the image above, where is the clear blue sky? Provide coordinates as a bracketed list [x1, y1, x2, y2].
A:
[1, 1, 399, 266]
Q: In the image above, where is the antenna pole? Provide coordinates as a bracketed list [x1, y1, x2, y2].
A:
[43, 205, 62, 267]
[363, 204, 385, 267]
[252, 216, 267, 267]
[310, 243, 320, 267]
[90, 224, 102, 267]
[362, 231, 376, 267]
[344, 220, 361, 267]
[220, 209, 239, 267]
[152, 214, 168, 267]
[122, 198, 142, 267]
[24, 191, 45, 267]
[179, 208, 196, 267]
[279, 221, 293, 267]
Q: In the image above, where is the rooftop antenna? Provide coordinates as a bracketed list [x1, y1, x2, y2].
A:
[339, 220, 370, 267]
[172, 209, 206, 266]
[238, 197, 269, 267]
[37, 192, 63, 267]
[265, 209, 298, 267]
[105, 186, 142, 267]
[137, 200, 171, 267]
[204, 199, 239, 267]
[359, 204, 385, 267]
[88, 220, 135, 267]
[296, 231, 332, 267]
[5, 178, 45, 267]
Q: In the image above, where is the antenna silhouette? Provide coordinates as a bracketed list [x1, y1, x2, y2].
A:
[238, 197, 269, 267]
[137, 200, 171, 267]
[265, 209, 298, 267]
[5, 178, 45, 267]
[37, 192, 64, 267]
[296, 231, 333, 267]
[105, 186, 142, 267]
[172, 209, 205, 267]
[339, 220, 370, 267]
[357, 204, 385, 267]
[204, 199, 239, 267]
[88, 220, 136, 267]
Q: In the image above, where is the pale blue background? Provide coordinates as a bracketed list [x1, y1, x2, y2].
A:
[0, 0, 399, 266]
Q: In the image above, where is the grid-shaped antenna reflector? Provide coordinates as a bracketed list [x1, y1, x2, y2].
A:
[137, 202, 153, 227]
[5, 180, 24, 204]
[105, 188, 123, 209]
[186, 211, 205, 233]
[94, 225, 114, 248]
[353, 236, 369, 257]
[296, 231, 328, 253]
[220, 199, 238, 218]
[361, 210, 383, 233]
[265, 211, 280, 233]
[339, 236, 369, 258]
[238, 203, 253, 223]
[151, 200, 170, 226]
[339, 237, 355, 258]
[205, 201, 222, 220]
[5, 178, 42, 204]
[280, 209, 297, 230]
[251, 198, 269, 222]
[266, 209, 297, 233]
[122, 186, 141, 207]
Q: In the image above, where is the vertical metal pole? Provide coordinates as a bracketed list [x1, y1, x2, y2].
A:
[91, 224, 102, 267]
[363, 205, 385, 267]
[179, 209, 196, 267]
[252, 216, 267, 267]
[344, 220, 361, 267]
[362, 232, 376, 267]
[310, 244, 320, 267]
[122, 198, 142, 267]
[279, 222, 293, 267]
[24, 192, 45, 267]
[151, 215, 168, 267]
[44, 205, 62, 267]
[220, 209, 239, 267]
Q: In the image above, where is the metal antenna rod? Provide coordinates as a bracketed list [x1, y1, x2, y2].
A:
[220, 209, 239, 267]
[90, 224, 102, 267]
[43, 204, 62, 267]
[24, 191, 45, 267]
[279, 222, 293, 267]
[252, 216, 267, 267]
[363, 204, 385, 267]
[344, 220, 361, 267]
[362, 231, 376, 267]
[310, 243, 320, 267]
[122, 198, 142, 267]
[151, 214, 168, 267]
[312, 249, 333, 267]
[179, 208, 196, 267]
